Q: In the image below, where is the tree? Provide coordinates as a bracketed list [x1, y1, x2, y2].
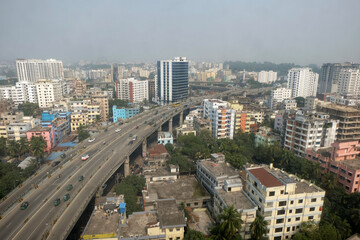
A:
[78, 124, 90, 142]
[0, 137, 6, 156]
[250, 214, 268, 240]
[18, 102, 41, 117]
[294, 97, 305, 108]
[18, 137, 30, 156]
[184, 230, 206, 240]
[210, 206, 243, 240]
[7, 140, 20, 159]
[29, 136, 47, 161]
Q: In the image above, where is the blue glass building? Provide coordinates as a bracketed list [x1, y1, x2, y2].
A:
[157, 57, 188, 105]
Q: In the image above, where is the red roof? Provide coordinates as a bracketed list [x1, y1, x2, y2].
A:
[248, 168, 283, 188]
[149, 144, 168, 158]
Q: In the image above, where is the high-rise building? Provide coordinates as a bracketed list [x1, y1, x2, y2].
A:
[337, 68, 360, 97]
[148, 79, 156, 102]
[317, 62, 360, 94]
[287, 68, 318, 98]
[115, 78, 148, 103]
[245, 164, 325, 240]
[36, 80, 63, 108]
[270, 88, 292, 109]
[16, 59, 64, 82]
[157, 57, 188, 104]
[257, 71, 278, 84]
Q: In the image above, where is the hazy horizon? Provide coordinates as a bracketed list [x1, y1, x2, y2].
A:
[1, 0, 360, 66]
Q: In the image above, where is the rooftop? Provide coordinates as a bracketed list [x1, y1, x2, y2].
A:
[318, 101, 360, 113]
[157, 199, 186, 227]
[216, 189, 256, 210]
[295, 181, 322, 194]
[82, 209, 120, 237]
[248, 168, 283, 188]
[145, 176, 209, 203]
[148, 144, 168, 157]
[29, 126, 51, 132]
[158, 131, 172, 139]
[198, 160, 239, 179]
[340, 158, 360, 170]
[120, 211, 159, 238]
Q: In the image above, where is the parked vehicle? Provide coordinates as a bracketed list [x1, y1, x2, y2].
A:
[20, 202, 29, 210]
[54, 198, 60, 206]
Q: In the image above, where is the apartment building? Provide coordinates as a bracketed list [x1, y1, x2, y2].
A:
[112, 106, 140, 123]
[305, 141, 360, 193]
[197, 153, 257, 240]
[36, 79, 63, 108]
[70, 100, 101, 131]
[115, 78, 149, 103]
[317, 101, 360, 141]
[287, 68, 318, 98]
[282, 99, 297, 110]
[284, 111, 338, 157]
[255, 127, 281, 147]
[257, 71, 278, 84]
[270, 88, 292, 109]
[337, 68, 360, 97]
[91, 91, 109, 121]
[16, 59, 64, 82]
[5, 116, 40, 141]
[26, 126, 55, 152]
[245, 165, 325, 240]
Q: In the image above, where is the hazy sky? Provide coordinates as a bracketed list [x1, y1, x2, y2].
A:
[1, 0, 360, 65]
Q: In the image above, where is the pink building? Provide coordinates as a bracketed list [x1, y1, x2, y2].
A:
[305, 141, 360, 193]
[26, 126, 55, 152]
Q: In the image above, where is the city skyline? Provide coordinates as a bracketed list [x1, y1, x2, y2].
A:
[0, 0, 360, 65]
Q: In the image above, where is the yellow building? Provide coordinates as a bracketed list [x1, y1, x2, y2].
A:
[70, 100, 101, 132]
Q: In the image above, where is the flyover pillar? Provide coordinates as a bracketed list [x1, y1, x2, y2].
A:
[180, 111, 183, 126]
[142, 139, 147, 157]
[169, 118, 173, 135]
[124, 155, 130, 177]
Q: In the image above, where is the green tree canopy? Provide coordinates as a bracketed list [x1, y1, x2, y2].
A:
[184, 230, 206, 240]
[18, 102, 41, 117]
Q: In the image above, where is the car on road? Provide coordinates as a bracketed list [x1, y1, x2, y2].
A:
[129, 133, 133, 137]
[66, 184, 73, 191]
[115, 128, 121, 132]
[51, 161, 60, 167]
[78, 175, 84, 181]
[136, 126, 139, 129]
[60, 153, 66, 159]
[88, 138, 95, 143]
[81, 154, 89, 161]
[54, 198, 60, 206]
[132, 135, 137, 141]
[128, 140, 133, 145]
[63, 194, 70, 201]
[20, 202, 29, 210]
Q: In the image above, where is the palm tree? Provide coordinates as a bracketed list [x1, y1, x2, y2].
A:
[250, 214, 268, 240]
[30, 136, 47, 162]
[18, 137, 30, 156]
[7, 140, 20, 159]
[210, 206, 243, 240]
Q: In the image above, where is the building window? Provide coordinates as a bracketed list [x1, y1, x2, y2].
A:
[311, 198, 316, 202]
[279, 201, 286, 206]
[269, 191, 275, 196]
[310, 207, 315, 212]
[295, 208, 303, 214]
[298, 199, 303, 204]
[287, 227, 290, 232]
[281, 190, 284, 194]
[169, 229, 173, 232]
[289, 210, 292, 214]
[276, 218, 284, 224]
[288, 218, 291, 222]
[296, 217, 300, 221]
[290, 200, 294, 204]
[308, 216, 314, 220]
[277, 210, 285, 215]
[176, 228, 180, 231]
[275, 227, 283, 233]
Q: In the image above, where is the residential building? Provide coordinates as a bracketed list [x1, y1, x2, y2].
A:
[317, 101, 360, 141]
[282, 99, 297, 110]
[36, 79, 63, 108]
[158, 131, 173, 145]
[255, 127, 281, 147]
[305, 141, 360, 193]
[337, 68, 360, 97]
[112, 106, 139, 122]
[326, 94, 360, 106]
[88, 69, 107, 80]
[26, 126, 55, 152]
[91, 91, 109, 121]
[70, 100, 101, 131]
[203, 99, 228, 119]
[6, 116, 40, 141]
[270, 88, 292, 109]
[148, 79, 156, 102]
[245, 164, 325, 240]
[258, 71, 278, 84]
[193, 117, 211, 135]
[287, 68, 318, 98]
[0, 111, 24, 125]
[157, 57, 189, 104]
[284, 111, 338, 157]
[318, 62, 360, 94]
[304, 97, 318, 110]
[115, 78, 149, 103]
[16, 59, 64, 82]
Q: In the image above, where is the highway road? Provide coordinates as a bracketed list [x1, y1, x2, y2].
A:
[0, 87, 269, 240]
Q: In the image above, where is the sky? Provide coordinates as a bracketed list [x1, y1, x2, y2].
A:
[0, 0, 360, 65]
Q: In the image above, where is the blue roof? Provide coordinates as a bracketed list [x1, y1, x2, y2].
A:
[119, 203, 126, 208]
[46, 152, 64, 161]
[58, 142, 77, 147]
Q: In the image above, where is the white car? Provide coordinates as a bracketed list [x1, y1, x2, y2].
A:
[115, 129, 121, 133]
[81, 154, 89, 161]
[88, 138, 95, 143]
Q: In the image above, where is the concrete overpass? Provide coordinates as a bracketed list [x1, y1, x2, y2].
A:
[0, 87, 270, 240]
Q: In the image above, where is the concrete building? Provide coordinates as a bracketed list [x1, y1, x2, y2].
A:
[115, 78, 149, 103]
[318, 62, 360, 94]
[70, 100, 101, 131]
[245, 165, 325, 240]
[305, 141, 360, 193]
[16, 59, 64, 82]
[284, 111, 338, 157]
[337, 68, 360, 97]
[157, 57, 189, 104]
[26, 126, 55, 152]
[270, 88, 292, 109]
[317, 102, 360, 141]
[112, 106, 140, 123]
[304, 97, 318, 110]
[158, 131, 173, 145]
[255, 127, 281, 147]
[258, 71, 278, 84]
[148, 79, 156, 102]
[88, 69, 107, 80]
[6, 116, 40, 141]
[287, 68, 318, 98]
[282, 99, 297, 110]
[36, 79, 63, 108]
[91, 91, 109, 121]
